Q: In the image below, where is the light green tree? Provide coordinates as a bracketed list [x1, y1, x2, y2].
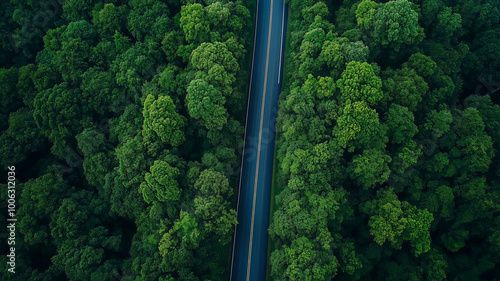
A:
[180, 3, 209, 42]
[143, 94, 186, 147]
[355, 0, 379, 30]
[333, 100, 386, 151]
[337, 61, 383, 106]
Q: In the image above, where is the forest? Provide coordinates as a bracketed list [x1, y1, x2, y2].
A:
[0, 0, 252, 280]
[1, 0, 500, 280]
[268, 0, 500, 280]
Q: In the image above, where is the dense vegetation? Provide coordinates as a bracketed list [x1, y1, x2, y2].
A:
[269, 0, 500, 280]
[0, 0, 252, 280]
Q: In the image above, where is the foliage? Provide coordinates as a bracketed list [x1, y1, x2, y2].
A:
[143, 94, 186, 147]
[186, 79, 228, 131]
[271, 0, 500, 280]
[337, 61, 383, 106]
[1, 1, 252, 279]
[3, 0, 500, 280]
[372, 0, 424, 50]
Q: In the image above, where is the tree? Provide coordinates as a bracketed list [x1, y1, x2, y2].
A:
[50, 190, 122, 281]
[9, 0, 62, 59]
[319, 38, 369, 75]
[335, 6, 358, 35]
[80, 67, 122, 115]
[333, 100, 386, 151]
[0, 0, 254, 279]
[419, 249, 448, 281]
[193, 169, 237, 243]
[273, 236, 339, 281]
[423, 109, 453, 138]
[0, 107, 45, 166]
[111, 41, 160, 92]
[348, 148, 392, 188]
[62, 0, 94, 21]
[159, 211, 202, 272]
[384, 104, 418, 144]
[186, 79, 228, 131]
[50, 190, 94, 242]
[403, 204, 434, 256]
[338, 242, 363, 275]
[453, 0, 500, 35]
[54, 20, 97, 83]
[435, 185, 454, 219]
[143, 94, 186, 147]
[180, 3, 209, 43]
[302, 2, 329, 24]
[366, 197, 406, 248]
[32, 65, 61, 92]
[190, 41, 239, 95]
[205, 2, 231, 28]
[92, 3, 128, 39]
[201, 146, 238, 177]
[127, 0, 170, 41]
[203, 1, 251, 46]
[109, 135, 149, 219]
[421, 40, 469, 76]
[77, 128, 115, 187]
[109, 104, 143, 145]
[140, 160, 182, 204]
[33, 82, 87, 158]
[114, 31, 132, 54]
[337, 61, 383, 106]
[372, 0, 424, 50]
[83, 152, 116, 188]
[362, 189, 433, 255]
[391, 140, 422, 174]
[270, 0, 500, 279]
[419, 0, 462, 42]
[435, 7, 462, 40]
[403, 53, 438, 78]
[298, 25, 330, 79]
[63, 18, 97, 40]
[452, 108, 494, 174]
[464, 95, 500, 150]
[355, 0, 379, 30]
[162, 31, 184, 62]
[383, 67, 428, 111]
[280, 140, 344, 188]
[302, 75, 336, 99]
[56, 37, 93, 82]
[159, 65, 183, 98]
[19, 174, 73, 245]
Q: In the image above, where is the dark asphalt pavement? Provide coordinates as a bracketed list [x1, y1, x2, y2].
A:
[230, 0, 288, 280]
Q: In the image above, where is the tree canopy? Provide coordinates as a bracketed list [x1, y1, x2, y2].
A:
[0, 1, 252, 280]
[270, 0, 500, 280]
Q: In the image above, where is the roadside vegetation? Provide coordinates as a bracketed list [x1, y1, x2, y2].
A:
[269, 0, 500, 280]
[0, 0, 252, 280]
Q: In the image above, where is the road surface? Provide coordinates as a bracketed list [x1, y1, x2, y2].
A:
[230, 0, 288, 280]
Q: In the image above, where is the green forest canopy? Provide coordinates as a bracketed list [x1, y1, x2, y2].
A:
[269, 0, 500, 280]
[1, 0, 251, 280]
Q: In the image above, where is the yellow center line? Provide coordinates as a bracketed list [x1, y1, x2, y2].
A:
[246, 0, 274, 280]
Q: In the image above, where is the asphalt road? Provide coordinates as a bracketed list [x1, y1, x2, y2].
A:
[230, 0, 288, 280]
